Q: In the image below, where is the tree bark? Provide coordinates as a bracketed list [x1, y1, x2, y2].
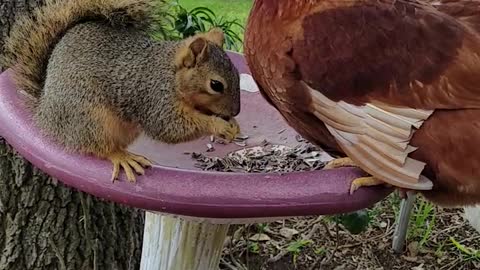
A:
[0, 1, 145, 269]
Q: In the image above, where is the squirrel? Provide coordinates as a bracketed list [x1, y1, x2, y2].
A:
[2, 0, 241, 182]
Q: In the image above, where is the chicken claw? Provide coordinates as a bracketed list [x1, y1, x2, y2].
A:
[349, 176, 385, 195]
[323, 157, 387, 194]
[324, 157, 357, 169]
[108, 150, 153, 183]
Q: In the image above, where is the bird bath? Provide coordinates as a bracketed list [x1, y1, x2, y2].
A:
[0, 52, 394, 270]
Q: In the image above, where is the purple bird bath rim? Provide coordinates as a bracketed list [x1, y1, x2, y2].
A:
[0, 51, 392, 220]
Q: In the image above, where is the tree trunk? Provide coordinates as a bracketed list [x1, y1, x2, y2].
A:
[0, 1, 145, 269]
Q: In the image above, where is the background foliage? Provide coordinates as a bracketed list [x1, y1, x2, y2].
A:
[152, 0, 245, 51]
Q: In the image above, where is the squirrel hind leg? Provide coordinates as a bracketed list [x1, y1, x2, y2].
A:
[88, 105, 153, 182]
[107, 150, 153, 183]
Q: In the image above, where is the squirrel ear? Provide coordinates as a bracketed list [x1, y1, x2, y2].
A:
[189, 37, 208, 59]
[178, 37, 208, 69]
[205, 27, 225, 47]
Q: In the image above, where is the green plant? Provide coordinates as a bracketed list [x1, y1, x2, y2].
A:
[314, 247, 326, 255]
[248, 242, 260, 254]
[389, 192, 402, 217]
[256, 223, 268, 233]
[287, 239, 313, 267]
[149, 0, 179, 41]
[450, 237, 480, 261]
[407, 199, 436, 248]
[155, 0, 244, 51]
[333, 209, 371, 235]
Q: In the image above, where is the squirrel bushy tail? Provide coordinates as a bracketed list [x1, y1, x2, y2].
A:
[3, 0, 164, 100]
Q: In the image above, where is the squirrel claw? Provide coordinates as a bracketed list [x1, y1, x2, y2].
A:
[129, 152, 153, 168]
[108, 151, 153, 183]
[212, 117, 240, 142]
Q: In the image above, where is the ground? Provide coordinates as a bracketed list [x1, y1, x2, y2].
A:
[220, 195, 480, 270]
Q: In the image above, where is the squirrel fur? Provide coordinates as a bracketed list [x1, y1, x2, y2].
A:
[3, 0, 241, 182]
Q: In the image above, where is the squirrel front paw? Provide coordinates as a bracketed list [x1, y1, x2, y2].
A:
[210, 117, 240, 142]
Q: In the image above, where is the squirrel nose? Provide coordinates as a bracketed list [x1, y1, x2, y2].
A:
[232, 108, 240, 117]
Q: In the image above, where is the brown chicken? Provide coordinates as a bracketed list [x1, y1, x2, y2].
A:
[244, 0, 480, 207]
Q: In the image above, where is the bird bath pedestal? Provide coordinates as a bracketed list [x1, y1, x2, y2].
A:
[0, 52, 398, 270]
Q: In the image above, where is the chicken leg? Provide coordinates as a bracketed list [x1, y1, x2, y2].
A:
[324, 157, 386, 194]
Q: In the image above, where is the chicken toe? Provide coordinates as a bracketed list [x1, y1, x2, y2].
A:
[324, 158, 390, 194]
[324, 157, 357, 169]
[349, 177, 385, 194]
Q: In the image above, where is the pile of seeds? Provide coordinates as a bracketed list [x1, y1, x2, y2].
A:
[191, 138, 329, 173]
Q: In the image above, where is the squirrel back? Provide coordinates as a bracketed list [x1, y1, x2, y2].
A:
[2, 0, 164, 103]
[2, 0, 241, 182]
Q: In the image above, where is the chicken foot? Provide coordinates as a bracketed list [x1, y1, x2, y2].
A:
[324, 157, 388, 194]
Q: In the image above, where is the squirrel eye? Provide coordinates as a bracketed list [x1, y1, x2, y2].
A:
[210, 80, 224, 93]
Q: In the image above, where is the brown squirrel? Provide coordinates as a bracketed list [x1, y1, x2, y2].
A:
[2, 0, 241, 182]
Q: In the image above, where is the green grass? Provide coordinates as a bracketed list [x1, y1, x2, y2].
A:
[178, 0, 252, 49]
[407, 199, 436, 248]
[178, 0, 252, 27]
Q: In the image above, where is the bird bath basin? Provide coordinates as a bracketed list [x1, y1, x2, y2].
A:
[0, 51, 392, 270]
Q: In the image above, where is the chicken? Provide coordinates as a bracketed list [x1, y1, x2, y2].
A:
[244, 0, 480, 207]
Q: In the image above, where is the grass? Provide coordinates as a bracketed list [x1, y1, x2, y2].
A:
[408, 199, 436, 248]
[178, 0, 252, 26]
[177, 0, 252, 50]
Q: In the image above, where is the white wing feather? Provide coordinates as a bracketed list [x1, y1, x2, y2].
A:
[306, 82, 434, 190]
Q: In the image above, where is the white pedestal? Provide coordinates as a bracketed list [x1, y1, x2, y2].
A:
[140, 212, 230, 270]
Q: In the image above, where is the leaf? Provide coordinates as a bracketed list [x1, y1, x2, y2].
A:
[190, 7, 216, 18]
[450, 237, 480, 258]
[279, 227, 299, 240]
[337, 209, 371, 235]
[160, 3, 244, 51]
[249, 233, 271, 242]
[248, 242, 260, 254]
[287, 239, 313, 253]
[186, 14, 193, 30]
[256, 223, 268, 232]
[314, 247, 326, 255]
